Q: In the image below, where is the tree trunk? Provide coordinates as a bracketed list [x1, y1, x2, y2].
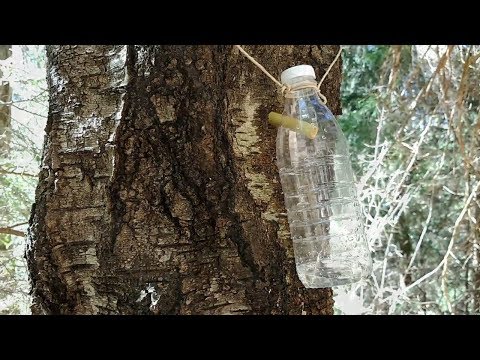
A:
[0, 45, 12, 155]
[27, 45, 342, 315]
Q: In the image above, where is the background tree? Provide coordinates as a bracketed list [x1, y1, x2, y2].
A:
[0, 45, 46, 314]
[0, 45, 12, 154]
[26, 45, 342, 315]
[337, 45, 480, 315]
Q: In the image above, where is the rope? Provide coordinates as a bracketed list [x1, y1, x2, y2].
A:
[284, 82, 328, 104]
[317, 46, 343, 90]
[235, 45, 343, 104]
[235, 45, 285, 89]
[282, 81, 327, 103]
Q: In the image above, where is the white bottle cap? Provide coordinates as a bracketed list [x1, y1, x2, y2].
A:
[280, 65, 316, 85]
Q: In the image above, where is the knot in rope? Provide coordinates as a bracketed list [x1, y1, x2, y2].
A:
[282, 82, 328, 104]
[235, 45, 342, 106]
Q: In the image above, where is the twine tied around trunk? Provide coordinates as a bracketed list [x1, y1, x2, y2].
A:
[235, 45, 343, 104]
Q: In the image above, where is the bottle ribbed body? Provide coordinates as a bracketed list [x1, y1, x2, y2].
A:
[276, 85, 372, 288]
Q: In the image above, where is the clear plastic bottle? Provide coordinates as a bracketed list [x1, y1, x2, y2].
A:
[274, 65, 372, 288]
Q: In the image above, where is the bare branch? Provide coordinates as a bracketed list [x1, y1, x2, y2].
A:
[9, 103, 47, 118]
[0, 168, 38, 178]
[385, 181, 480, 310]
[405, 191, 434, 275]
[0, 228, 25, 237]
[1, 221, 28, 229]
[0, 89, 47, 106]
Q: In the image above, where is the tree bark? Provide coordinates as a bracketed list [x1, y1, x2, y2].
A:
[0, 45, 12, 155]
[27, 45, 342, 315]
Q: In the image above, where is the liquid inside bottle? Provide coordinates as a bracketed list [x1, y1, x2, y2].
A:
[276, 65, 372, 288]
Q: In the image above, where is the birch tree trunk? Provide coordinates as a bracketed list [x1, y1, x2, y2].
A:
[27, 45, 342, 315]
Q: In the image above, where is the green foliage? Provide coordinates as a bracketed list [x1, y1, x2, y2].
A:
[339, 46, 389, 170]
[336, 45, 480, 315]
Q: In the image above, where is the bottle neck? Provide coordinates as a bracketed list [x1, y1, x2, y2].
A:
[284, 78, 319, 100]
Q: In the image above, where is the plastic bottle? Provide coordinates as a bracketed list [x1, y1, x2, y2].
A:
[272, 65, 372, 288]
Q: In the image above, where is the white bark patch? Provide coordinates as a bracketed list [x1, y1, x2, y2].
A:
[150, 95, 176, 122]
[245, 172, 273, 204]
[232, 93, 260, 157]
[136, 284, 160, 309]
[54, 46, 128, 155]
[209, 278, 219, 292]
[231, 92, 292, 255]
[48, 65, 67, 92]
[73, 116, 102, 151]
[232, 93, 279, 216]
[155, 249, 172, 263]
[222, 304, 251, 314]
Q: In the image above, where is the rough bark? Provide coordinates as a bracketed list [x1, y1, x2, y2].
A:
[0, 45, 12, 155]
[27, 45, 342, 315]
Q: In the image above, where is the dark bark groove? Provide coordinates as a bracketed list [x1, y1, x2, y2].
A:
[27, 45, 341, 314]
